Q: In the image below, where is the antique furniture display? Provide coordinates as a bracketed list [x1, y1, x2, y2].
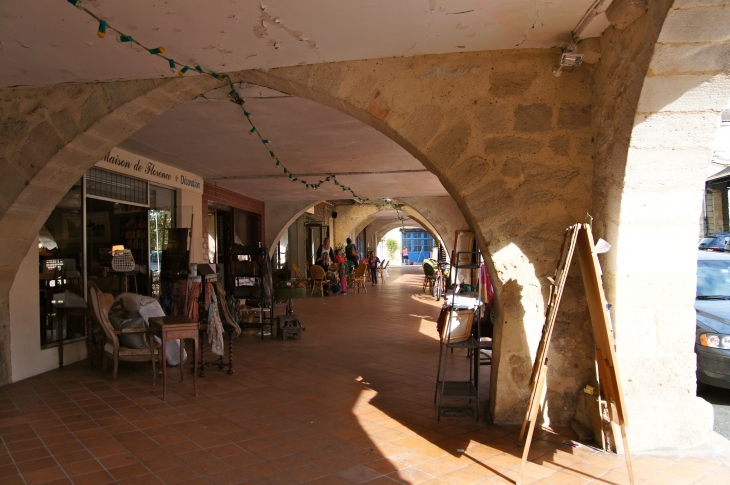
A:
[88, 286, 158, 381]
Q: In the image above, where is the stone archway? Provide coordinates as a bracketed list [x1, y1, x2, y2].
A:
[264, 200, 323, 258]
[1, 50, 597, 438]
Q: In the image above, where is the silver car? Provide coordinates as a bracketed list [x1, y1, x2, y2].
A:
[696, 250, 730, 389]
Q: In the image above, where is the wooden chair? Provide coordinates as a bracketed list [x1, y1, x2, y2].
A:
[352, 264, 368, 293]
[292, 263, 312, 294]
[422, 259, 437, 293]
[88, 286, 159, 381]
[85, 281, 106, 369]
[310, 265, 329, 297]
[378, 260, 388, 284]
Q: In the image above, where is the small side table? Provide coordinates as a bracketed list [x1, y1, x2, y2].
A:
[149, 316, 199, 401]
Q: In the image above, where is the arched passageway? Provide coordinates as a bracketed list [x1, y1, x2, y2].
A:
[2, 0, 730, 453]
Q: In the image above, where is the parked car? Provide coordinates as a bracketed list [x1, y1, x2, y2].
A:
[698, 234, 730, 252]
[695, 250, 730, 390]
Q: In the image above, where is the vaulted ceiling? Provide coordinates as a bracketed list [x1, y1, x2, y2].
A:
[2, 0, 605, 203]
[1, 0, 598, 88]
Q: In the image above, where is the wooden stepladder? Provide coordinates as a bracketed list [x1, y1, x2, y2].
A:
[515, 223, 634, 485]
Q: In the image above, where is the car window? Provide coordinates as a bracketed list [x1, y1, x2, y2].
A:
[700, 237, 714, 244]
[697, 260, 730, 296]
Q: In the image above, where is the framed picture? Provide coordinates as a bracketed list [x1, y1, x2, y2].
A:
[86, 211, 111, 243]
[444, 309, 475, 343]
[61, 212, 83, 241]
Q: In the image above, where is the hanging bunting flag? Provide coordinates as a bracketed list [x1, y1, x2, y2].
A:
[66, 2, 377, 205]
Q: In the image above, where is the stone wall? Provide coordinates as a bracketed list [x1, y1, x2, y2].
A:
[590, 0, 730, 450]
[332, 204, 383, 248]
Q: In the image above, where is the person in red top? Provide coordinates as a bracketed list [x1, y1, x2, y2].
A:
[402, 247, 409, 264]
[334, 249, 347, 295]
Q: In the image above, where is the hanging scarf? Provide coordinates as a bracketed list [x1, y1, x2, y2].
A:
[207, 293, 225, 356]
[214, 282, 241, 336]
[480, 264, 494, 303]
[205, 281, 214, 309]
[187, 281, 201, 322]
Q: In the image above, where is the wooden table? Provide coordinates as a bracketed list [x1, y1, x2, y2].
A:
[148, 316, 199, 401]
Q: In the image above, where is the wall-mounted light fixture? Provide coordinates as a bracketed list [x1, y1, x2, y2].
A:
[552, 52, 585, 77]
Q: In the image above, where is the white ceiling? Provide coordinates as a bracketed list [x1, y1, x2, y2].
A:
[120, 84, 448, 201]
[1, 0, 596, 88]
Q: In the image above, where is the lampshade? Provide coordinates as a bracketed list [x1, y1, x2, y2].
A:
[112, 245, 125, 253]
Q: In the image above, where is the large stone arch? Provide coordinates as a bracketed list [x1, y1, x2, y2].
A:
[590, 0, 730, 450]
[351, 205, 442, 252]
[1, 49, 597, 435]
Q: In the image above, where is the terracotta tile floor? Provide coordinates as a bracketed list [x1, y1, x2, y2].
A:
[1, 267, 729, 484]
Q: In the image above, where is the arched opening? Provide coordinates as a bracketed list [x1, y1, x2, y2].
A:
[3, 39, 604, 454]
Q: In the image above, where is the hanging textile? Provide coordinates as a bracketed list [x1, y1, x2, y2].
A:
[207, 294, 225, 356]
[214, 282, 242, 336]
[205, 281, 214, 309]
[187, 281, 201, 322]
[480, 264, 494, 303]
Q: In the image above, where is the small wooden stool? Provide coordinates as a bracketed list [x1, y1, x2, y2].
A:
[276, 314, 303, 340]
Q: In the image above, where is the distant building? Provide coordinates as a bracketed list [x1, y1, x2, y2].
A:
[401, 229, 434, 263]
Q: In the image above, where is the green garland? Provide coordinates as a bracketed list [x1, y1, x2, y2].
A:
[66, 0, 370, 203]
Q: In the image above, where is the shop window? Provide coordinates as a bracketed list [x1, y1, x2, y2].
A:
[39, 180, 85, 348]
[86, 198, 150, 297]
[149, 185, 176, 299]
[86, 168, 148, 205]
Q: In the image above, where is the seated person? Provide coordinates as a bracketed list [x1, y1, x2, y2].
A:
[315, 251, 332, 269]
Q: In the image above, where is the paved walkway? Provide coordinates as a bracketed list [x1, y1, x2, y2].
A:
[1, 267, 728, 484]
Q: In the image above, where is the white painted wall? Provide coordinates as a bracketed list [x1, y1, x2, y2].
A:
[10, 237, 86, 382]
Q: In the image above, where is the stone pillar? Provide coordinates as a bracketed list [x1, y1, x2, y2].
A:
[591, 0, 730, 450]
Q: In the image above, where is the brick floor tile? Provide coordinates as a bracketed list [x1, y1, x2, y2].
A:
[62, 459, 105, 477]
[155, 466, 198, 483]
[288, 464, 330, 482]
[22, 466, 67, 485]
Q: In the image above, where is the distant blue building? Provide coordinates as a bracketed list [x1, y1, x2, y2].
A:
[401, 229, 434, 263]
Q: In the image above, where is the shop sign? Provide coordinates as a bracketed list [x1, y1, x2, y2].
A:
[96, 147, 204, 194]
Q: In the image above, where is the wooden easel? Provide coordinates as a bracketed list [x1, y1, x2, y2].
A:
[515, 223, 634, 485]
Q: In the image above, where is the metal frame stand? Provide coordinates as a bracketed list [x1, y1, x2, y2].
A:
[434, 249, 483, 421]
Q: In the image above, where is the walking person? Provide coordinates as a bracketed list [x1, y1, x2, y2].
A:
[402, 246, 409, 265]
[345, 238, 359, 267]
[368, 251, 380, 285]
